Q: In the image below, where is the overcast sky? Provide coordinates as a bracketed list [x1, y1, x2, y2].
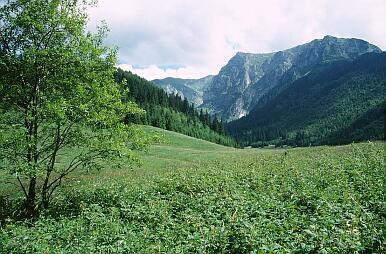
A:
[88, 0, 386, 80]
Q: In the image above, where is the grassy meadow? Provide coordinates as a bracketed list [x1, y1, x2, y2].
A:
[0, 126, 385, 253]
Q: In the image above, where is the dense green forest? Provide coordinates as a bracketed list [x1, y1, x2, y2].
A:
[115, 69, 237, 147]
[227, 52, 386, 147]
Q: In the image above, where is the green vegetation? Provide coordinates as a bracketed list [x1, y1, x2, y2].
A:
[228, 52, 386, 147]
[0, 0, 149, 217]
[0, 1, 384, 254]
[1, 127, 384, 253]
[116, 69, 237, 147]
[0, 0, 235, 221]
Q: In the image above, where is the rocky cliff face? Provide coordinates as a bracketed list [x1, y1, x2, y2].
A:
[153, 36, 381, 121]
[202, 52, 273, 120]
[203, 36, 381, 121]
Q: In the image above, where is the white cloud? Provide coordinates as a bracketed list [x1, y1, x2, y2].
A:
[117, 64, 216, 80]
[88, 0, 386, 80]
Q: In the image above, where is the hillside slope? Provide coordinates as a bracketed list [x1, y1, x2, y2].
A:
[227, 52, 386, 146]
[115, 69, 237, 147]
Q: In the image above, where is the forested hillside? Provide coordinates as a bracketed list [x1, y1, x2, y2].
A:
[115, 69, 237, 147]
[227, 52, 386, 147]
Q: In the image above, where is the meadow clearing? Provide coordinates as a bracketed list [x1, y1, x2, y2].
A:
[0, 127, 384, 253]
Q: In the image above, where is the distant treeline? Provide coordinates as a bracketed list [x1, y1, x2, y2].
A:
[115, 69, 238, 147]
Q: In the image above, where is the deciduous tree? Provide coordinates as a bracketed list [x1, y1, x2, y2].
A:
[0, 0, 148, 217]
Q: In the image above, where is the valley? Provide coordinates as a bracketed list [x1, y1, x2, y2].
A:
[0, 1, 385, 253]
[1, 127, 385, 253]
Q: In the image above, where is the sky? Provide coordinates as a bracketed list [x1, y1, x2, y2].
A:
[87, 0, 386, 80]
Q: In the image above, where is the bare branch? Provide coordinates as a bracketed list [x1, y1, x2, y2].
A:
[48, 177, 62, 201]
[17, 176, 28, 199]
[38, 122, 74, 164]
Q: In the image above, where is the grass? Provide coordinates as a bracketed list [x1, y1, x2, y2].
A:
[0, 126, 385, 253]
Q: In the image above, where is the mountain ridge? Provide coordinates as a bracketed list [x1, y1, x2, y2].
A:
[149, 36, 384, 146]
[152, 35, 382, 121]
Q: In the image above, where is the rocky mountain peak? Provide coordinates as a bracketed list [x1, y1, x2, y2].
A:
[202, 36, 382, 121]
[153, 36, 383, 122]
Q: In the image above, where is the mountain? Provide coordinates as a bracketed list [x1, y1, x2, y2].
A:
[153, 36, 381, 122]
[148, 36, 384, 146]
[227, 52, 386, 146]
[152, 75, 213, 106]
[202, 35, 382, 121]
[202, 52, 273, 120]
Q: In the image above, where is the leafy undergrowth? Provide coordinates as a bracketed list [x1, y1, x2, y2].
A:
[0, 142, 385, 253]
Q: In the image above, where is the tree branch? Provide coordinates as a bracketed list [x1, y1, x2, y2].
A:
[17, 176, 28, 199]
[38, 122, 73, 164]
[48, 177, 62, 201]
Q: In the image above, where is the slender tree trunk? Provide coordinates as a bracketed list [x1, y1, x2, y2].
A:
[26, 177, 37, 218]
[41, 175, 50, 209]
[41, 122, 61, 209]
[42, 171, 50, 209]
[24, 112, 37, 218]
[24, 82, 40, 217]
